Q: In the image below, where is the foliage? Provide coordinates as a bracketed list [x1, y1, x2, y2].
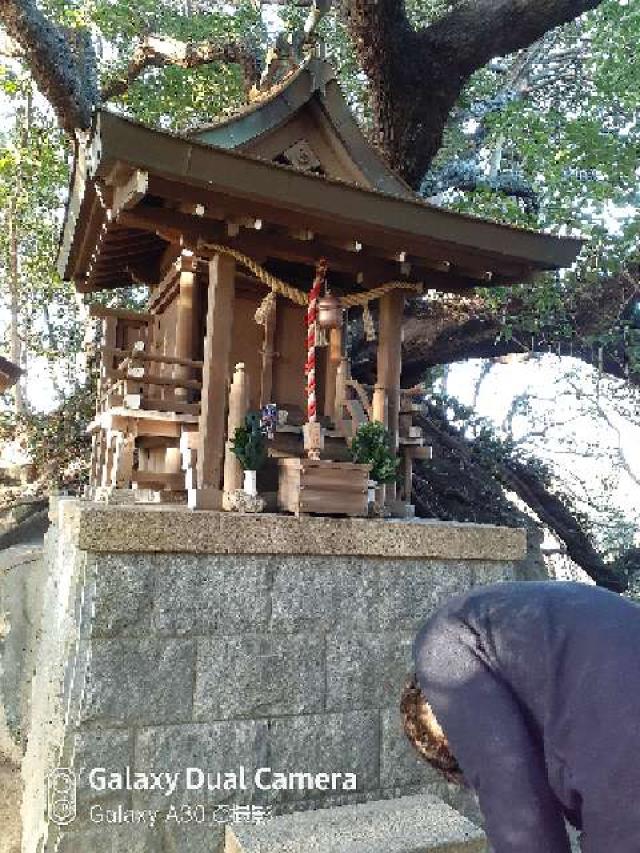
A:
[350, 421, 398, 483]
[231, 412, 267, 472]
[622, 551, 640, 603]
[0, 75, 89, 455]
[0, 0, 265, 487]
[412, 1, 640, 356]
[0, 383, 93, 488]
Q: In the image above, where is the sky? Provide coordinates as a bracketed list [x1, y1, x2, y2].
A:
[444, 355, 640, 549]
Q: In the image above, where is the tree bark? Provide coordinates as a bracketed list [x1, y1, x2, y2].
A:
[0, 2, 260, 136]
[101, 35, 260, 101]
[415, 403, 626, 591]
[7, 205, 25, 415]
[2, 0, 607, 170]
[388, 265, 638, 388]
[345, 0, 606, 185]
[0, 0, 94, 135]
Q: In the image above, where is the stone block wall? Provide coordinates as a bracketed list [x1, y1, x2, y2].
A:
[21, 501, 541, 853]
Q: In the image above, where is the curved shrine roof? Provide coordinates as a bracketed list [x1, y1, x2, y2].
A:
[58, 59, 582, 294]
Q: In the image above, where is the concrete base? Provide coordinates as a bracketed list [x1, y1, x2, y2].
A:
[0, 759, 21, 853]
[15, 500, 545, 852]
[225, 794, 487, 853]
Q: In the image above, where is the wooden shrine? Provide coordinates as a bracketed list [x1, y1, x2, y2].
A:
[58, 57, 581, 515]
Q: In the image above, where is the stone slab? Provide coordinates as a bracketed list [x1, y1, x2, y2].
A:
[194, 635, 325, 719]
[133, 721, 270, 810]
[325, 631, 415, 712]
[265, 711, 380, 805]
[225, 793, 487, 853]
[152, 556, 270, 636]
[80, 638, 195, 725]
[63, 500, 526, 561]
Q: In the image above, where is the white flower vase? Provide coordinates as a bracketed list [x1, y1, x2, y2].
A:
[243, 469, 258, 497]
[367, 481, 377, 503]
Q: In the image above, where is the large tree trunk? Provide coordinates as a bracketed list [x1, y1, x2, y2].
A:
[0, 0, 94, 135]
[0, 2, 258, 137]
[7, 206, 25, 415]
[345, 0, 606, 185]
[2, 0, 606, 178]
[414, 402, 627, 591]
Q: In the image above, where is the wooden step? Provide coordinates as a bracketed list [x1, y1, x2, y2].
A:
[131, 471, 185, 490]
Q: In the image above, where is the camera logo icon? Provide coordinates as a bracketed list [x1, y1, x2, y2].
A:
[47, 768, 77, 826]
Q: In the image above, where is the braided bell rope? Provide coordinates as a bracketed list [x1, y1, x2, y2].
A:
[202, 242, 424, 307]
[305, 259, 327, 423]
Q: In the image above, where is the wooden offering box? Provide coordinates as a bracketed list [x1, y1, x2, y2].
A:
[278, 459, 370, 517]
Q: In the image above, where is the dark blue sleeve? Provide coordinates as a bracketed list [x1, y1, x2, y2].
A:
[414, 616, 572, 853]
[577, 761, 640, 852]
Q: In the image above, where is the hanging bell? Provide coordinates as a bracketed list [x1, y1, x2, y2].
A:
[317, 293, 343, 330]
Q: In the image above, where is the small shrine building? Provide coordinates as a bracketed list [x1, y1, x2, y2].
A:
[58, 57, 581, 516]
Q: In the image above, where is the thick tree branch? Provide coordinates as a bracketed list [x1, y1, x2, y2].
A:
[0, 0, 93, 135]
[415, 402, 627, 591]
[395, 268, 639, 387]
[345, 0, 605, 185]
[422, 0, 602, 73]
[102, 35, 260, 101]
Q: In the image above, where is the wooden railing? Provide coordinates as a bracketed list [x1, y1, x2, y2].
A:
[97, 345, 203, 415]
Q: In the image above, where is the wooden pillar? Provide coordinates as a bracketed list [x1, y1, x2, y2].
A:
[112, 432, 135, 488]
[192, 254, 235, 509]
[372, 384, 388, 425]
[101, 431, 116, 488]
[334, 355, 350, 426]
[324, 327, 342, 421]
[259, 297, 277, 408]
[173, 251, 198, 398]
[376, 291, 405, 501]
[402, 449, 413, 503]
[223, 362, 250, 500]
[98, 317, 117, 412]
[89, 433, 100, 489]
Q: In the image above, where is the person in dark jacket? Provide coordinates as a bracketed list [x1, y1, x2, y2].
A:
[402, 581, 640, 853]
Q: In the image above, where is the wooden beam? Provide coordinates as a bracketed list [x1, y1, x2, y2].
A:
[119, 205, 505, 291]
[110, 169, 149, 217]
[131, 470, 185, 490]
[124, 395, 200, 414]
[143, 174, 548, 279]
[105, 347, 203, 369]
[113, 372, 202, 390]
[197, 253, 236, 493]
[102, 238, 157, 258]
[89, 304, 153, 323]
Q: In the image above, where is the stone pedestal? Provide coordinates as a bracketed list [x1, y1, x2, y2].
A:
[20, 501, 536, 853]
[225, 793, 487, 853]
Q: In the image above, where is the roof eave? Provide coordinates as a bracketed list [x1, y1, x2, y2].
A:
[62, 110, 583, 285]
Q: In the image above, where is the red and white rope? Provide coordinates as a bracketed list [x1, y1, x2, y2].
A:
[305, 259, 327, 423]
